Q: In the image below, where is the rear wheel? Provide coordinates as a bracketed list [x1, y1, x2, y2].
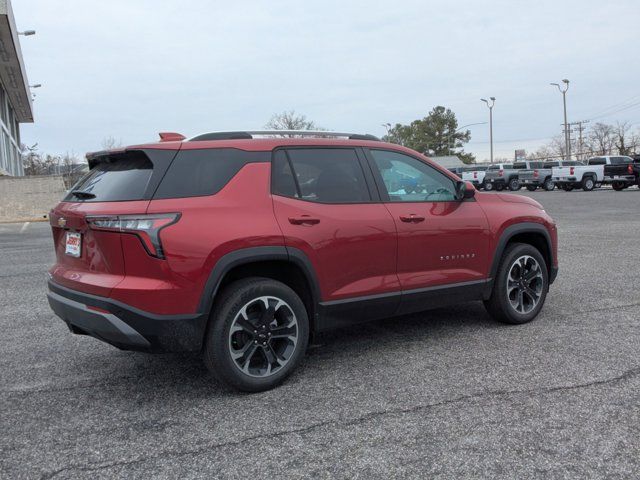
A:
[526, 185, 537, 192]
[508, 178, 521, 191]
[203, 277, 309, 392]
[543, 178, 555, 191]
[484, 181, 494, 191]
[484, 243, 548, 324]
[582, 176, 595, 191]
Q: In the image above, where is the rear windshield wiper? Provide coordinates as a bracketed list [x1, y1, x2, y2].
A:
[70, 190, 96, 199]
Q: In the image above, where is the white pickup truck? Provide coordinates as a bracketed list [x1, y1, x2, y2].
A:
[552, 158, 604, 191]
[461, 165, 489, 189]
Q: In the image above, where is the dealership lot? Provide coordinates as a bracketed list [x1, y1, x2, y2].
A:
[1, 189, 639, 479]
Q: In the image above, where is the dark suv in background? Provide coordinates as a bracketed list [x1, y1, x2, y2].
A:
[47, 131, 558, 391]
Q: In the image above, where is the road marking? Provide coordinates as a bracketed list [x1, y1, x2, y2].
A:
[20, 222, 30, 233]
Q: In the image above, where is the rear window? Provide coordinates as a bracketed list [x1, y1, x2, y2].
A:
[545, 162, 560, 167]
[513, 163, 527, 169]
[153, 148, 269, 199]
[588, 157, 606, 165]
[65, 152, 153, 202]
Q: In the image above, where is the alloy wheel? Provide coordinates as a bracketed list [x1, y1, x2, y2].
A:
[506, 255, 544, 314]
[228, 296, 299, 377]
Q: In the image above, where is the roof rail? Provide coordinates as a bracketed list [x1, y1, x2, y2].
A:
[187, 130, 380, 142]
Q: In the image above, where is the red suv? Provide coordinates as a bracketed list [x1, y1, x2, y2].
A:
[47, 131, 558, 391]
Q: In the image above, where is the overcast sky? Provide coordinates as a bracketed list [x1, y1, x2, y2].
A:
[15, 0, 640, 161]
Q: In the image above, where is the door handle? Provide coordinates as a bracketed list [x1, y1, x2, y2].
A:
[288, 216, 320, 225]
[399, 214, 425, 223]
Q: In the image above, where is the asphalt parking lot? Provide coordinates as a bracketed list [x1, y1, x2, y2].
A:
[1, 188, 639, 479]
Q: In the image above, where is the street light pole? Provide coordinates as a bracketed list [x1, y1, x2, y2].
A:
[481, 97, 496, 163]
[551, 79, 570, 160]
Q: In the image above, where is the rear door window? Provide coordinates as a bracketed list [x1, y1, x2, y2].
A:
[65, 152, 153, 202]
[273, 148, 371, 203]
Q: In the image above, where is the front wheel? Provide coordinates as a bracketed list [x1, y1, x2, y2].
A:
[526, 185, 537, 192]
[203, 277, 309, 392]
[612, 181, 625, 191]
[484, 243, 548, 324]
[484, 181, 494, 191]
[495, 183, 505, 191]
[543, 178, 555, 191]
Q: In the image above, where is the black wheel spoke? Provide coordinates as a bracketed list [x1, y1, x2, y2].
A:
[237, 343, 259, 371]
[270, 324, 296, 339]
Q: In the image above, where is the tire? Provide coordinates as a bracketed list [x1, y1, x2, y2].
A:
[582, 176, 595, 191]
[526, 185, 537, 192]
[508, 178, 521, 191]
[203, 277, 309, 392]
[484, 181, 493, 191]
[612, 181, 625, 191]
[565, 185, 574, 191]
[543, 178, 555, 191]
[495, 183, 505, 191]
[484, 243, 549, 325]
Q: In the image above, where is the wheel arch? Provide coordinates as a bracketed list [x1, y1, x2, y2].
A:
[198, 246, 321, 336]
[489, 223, 554, 285]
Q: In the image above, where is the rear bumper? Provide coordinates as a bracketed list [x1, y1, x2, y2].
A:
[47, 280, 205, 352]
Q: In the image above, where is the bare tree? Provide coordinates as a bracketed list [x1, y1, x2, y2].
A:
[526, 145, 556, 161]
[265, 110, 323, 132]
[101, 136, 123, 150]
[613, 121, 632, 155]
[587, 123, 615, 155]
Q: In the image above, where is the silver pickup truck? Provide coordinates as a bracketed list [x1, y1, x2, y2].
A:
[519, 160, 583, 191]
[483, 162, 535, 191]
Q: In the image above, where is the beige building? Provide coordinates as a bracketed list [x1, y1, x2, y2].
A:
[0, 0, 33, 176]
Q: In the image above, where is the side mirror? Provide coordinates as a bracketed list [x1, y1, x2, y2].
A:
[455, 181, 476, 201]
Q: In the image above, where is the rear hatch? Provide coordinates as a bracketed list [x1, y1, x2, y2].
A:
[49, 149, 177, 297]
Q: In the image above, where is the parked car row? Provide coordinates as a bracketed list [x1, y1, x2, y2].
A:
[450, 156, 640, 192]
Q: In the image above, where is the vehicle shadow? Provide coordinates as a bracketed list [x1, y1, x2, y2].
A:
[85, 301, 501, 397]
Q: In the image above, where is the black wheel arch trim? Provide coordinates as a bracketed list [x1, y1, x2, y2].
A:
[198, 246, 321, 323]
[489, 222, 556, 285]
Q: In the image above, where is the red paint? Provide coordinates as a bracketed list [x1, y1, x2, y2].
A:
[48, 137, 557, 317]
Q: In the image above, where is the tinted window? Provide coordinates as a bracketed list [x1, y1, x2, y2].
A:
[65, 152, 153, 202]
[513, 163, 527, 169]
[611, 156, 631, 165]
[545, 162, 560, 167]
[370, 150, 457, 202]
[274, 148, 370, 203]
[272, 150, 299, 198]
[588, 157, 606, 165]
[154, 148, 268, 199]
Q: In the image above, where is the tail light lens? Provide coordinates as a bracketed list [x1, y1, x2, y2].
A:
[474, 171, 478, 179]
[533, 169, 539, 178]
[628, 164, 634, 174]
[86, 213, 180, 259]
[499, 169, 504, 177]
[570, 167, 575, 175]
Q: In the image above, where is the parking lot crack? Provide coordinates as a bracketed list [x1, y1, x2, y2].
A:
[38, 365, 640, 479]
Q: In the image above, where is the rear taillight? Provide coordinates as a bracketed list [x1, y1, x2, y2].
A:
[474, 171, 478, 179]
[570, 167, 575, 175]
[628, 164, 634, 174]
[86, 213, 180, 259]
[499, 169, 504, 177]
[533, 170, 539, 178]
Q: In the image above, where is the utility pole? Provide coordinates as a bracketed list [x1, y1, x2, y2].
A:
[481, 97, 495, 163]
[569, 120, 589, 160]
[551, 79, 570, 160]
